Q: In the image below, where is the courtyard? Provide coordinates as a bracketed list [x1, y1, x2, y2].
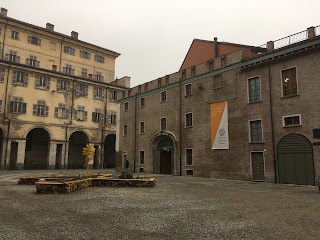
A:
[0, 170, 320, 240]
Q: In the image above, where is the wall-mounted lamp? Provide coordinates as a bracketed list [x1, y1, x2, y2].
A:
[197, 83, 204, 90]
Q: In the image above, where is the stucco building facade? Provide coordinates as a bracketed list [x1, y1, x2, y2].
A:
[0, 8, 129, 170]
[118, 26, 320, 185]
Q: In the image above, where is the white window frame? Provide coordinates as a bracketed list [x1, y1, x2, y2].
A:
[281, 66, 298, 97]
[160, 91, 167, 102]
[247, 75, 261, 103]
[282, 114, 301, 127]
[248, 119, 263, 143]
[185, 148, 193, 166]
[185, 112, 193, 128]
[139, 121, 145, 134]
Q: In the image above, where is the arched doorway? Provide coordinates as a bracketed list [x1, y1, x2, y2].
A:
[104, 134, 116, 168]
[277, 134, 314, 185]
[0, 128, 4, 168]
[68, 131, 88, 169]
[153, 137, 174, 174]
[24, 128, 51, 169]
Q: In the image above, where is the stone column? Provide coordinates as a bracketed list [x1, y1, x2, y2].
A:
[267, 41, 274, 53]
[48, 142, 57, 170]
[16, 140, 26, 170]
[307, 27, 316, 40]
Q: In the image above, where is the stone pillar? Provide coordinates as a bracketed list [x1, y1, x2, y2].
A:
[307, 27, 316, 40]
[4, 140, 11, 169]
[16, 140, 26, 170]
[48, 142, 57, 170]
[267, 41, 274, 53]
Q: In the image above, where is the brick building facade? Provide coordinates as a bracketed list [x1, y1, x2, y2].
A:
[118, 26, 320, 185]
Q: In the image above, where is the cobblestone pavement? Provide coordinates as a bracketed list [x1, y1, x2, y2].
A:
[0, 170, 320, 240]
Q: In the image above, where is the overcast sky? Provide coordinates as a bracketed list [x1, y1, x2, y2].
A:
[1, 0, 319, 87]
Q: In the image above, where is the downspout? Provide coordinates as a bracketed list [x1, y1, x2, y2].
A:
[59, 38, 64, 72]
[133, 93, 137, 173]
[179, 78, 182, 176]
[1, 19, 9, 60]
[3, 64, 11, 169]
[268, 63, 277, 183]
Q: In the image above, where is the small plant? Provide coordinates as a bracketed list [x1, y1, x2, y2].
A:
[117, 169, 133, 179]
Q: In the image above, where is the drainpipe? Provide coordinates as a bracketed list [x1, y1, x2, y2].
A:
[133, 93, 137, 173]
[179, 78, 182, 176]
[268, 63, 277, 183]
[3, 64, 11, 169]
[1, 19, 9, 60]
[59, 38, 64, 72]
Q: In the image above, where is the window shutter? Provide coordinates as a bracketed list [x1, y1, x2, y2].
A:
[102, 90, 106, 100]
[9, 101, 14, 112]
[85, 85, 88, 97]
[72, 48, 75, 55]
[75, 84, 80, 96]
[22, 103, 27, 114]
[92, 112, 95, 122]
[0, 69, 4, 82]
[101, 113, 105, 123]
[35, 75, 40, 87]
[67, 82, 70, 94]
[0, 100, 2, 112]
[28, 36, 32, 43]
[26, 58, 30, 65]
[12, 71, 17, 84]
[74, 110, 78, 120]
[66, 109, 70, 119]
[101, 76, 104, 82]
[36, 61, 40, 68]
[45, 106, 49, 116]
[57, 80, 61, 92]
[38, 39, 41, 46]
[46, 78, 50, 90]
[108, 112, 111, 123]
[16, 56, 20, 63]
[84, 111, 88, 121]
[33, 104, 37, 115]
[71, 69, 74, 75]
[64, 46, 67, 53]
[5, 53, 9, 61]
[93, 88, 97, 98]
[62, 67, 66, 73]
[24, 73, 29, 87]
[54, 107, 58, 118]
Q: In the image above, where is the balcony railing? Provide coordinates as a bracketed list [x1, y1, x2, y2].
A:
[274, 30, 308, 50]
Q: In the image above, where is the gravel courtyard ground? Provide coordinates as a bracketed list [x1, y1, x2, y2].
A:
[0, 169, 320, 240]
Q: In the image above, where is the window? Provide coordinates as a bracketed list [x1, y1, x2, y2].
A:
[138, 85, 141, 94]
[186, 149, 193, 166]
[282, 67, 297, 96]
[63, 64, 74, 75]
[249, 120, 262, 143]
[160, 91, 167, 102]
[0, 68, 5, 82]
[26, 55, 40, 67]
[82, 68, 88, 78]
[80, 50, 90, 59]
[144, 83, 148, 92]
[109, 90, 117, 101]
[94, 72, 104, 82]
[94, 55, 105, 63]
[191, 66, 196, 77]
[5, 50, 20, 63]
[64, 46, 75, 55]
[140, 98, 145, 107]
[181, 70, 186, 80]
[124, 102, 128, 111]
[123, 125, 128, 136]
[92, 108, 104, 123]
[139, 151, 145, 164]
[283, 115, 301, 127]
[35, 75, 50, 90]
[165, 75, 169, 85]
[28, 36, 41, 46]
[11, 31, 19, 40]
[140, 122, 145, 134]
[75, 83, 88, 97]
[158, 78, 162, 88]
[108, 111, 117, 124]
[185, 84, 192, 96]
[54, 103, 69, 119]
[9, 97, 26, 114]
[160, 118, 167, 131]
[94, 87, 105, 100]
[186, 113, 193, 127]
[74, 106, 87, 121]
[208, 60, 213, 71]
[57, 79, 70, 93]
[33, 100, 48, 116]
[12, 71, 28, 86]
[248, 76, 261, 103]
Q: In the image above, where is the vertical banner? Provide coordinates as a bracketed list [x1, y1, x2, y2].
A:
[210, 101, 229, 149]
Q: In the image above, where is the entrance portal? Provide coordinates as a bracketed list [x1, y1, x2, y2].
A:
[153, 137, 173, 174]
[68, 131, 88, 169]
[25, 128, 50, 169]
[277, 134, 314, 185]
[104, 134, 116, 168]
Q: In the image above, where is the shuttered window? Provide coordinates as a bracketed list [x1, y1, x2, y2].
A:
[12, 71, 28, 87]
[9, 97, 26, 114]
[33, 100, 48, 116]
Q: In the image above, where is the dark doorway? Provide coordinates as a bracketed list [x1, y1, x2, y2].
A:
[104, 134, 116, 168]
[9, 142, 18, 170]
[251, 152, 265, 181]
[68, 131, 88, 169]
[24, 128, 50, 169]
[278, 134, 314, 185]
[153, 137, 173, 174]
[0, 128, 3, 169]
[55, 144, 63, 169]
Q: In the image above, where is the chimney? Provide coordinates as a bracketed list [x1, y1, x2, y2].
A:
[213, 37, 219, 57]
[46, 23, 54, 31]
[0, 8, 8, 17]
[71, 31, 78, 39]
